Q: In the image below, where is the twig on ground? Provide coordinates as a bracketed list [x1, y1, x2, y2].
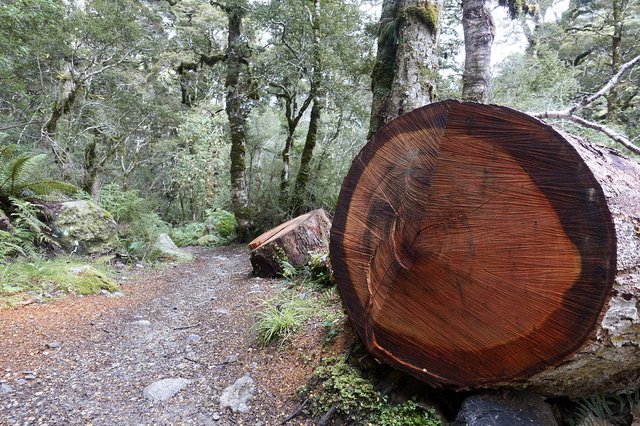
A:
[317, 405, 337, 426]
[280, 397, 309, 425]
[173, 324, 200, 331]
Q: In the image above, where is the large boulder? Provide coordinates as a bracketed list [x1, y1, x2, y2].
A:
[150, 233, 193, 261]
[53, 200, 120, 255]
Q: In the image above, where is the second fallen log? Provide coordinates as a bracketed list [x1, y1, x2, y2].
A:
[249, 209, 331, 278]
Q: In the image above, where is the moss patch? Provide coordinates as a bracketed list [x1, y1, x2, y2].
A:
[0, 258, 119, 305]
[399, 3, 439, 33]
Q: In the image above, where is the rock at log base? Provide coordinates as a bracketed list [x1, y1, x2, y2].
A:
[329, 100, 640, 397]
[249, 209, 331, 278]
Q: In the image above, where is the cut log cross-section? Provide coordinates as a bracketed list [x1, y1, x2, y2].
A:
[249, 209, 331, 278]
[330, 100, 640, 396]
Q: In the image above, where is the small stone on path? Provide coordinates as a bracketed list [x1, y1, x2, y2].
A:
[0, 383, 14, 394]
[45, 341, 61, 349]
[186, 334, 201, 344]
[223, 354, 239, 364]
[143, 378, 191, 403]
[219, 374, 255, 413]
[212, 412, 221, 421]
[132, 320, 151, 327]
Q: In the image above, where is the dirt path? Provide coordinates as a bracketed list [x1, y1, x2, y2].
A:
[0, 246, 321, 425]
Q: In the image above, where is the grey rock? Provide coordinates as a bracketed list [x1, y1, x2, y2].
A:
[15, 379, 26, 385]
[150, 234, 193, 261]
[143, 378, 191, 403]
[454, 390, 557, 426]
[186, 334, 201, 344]
[212, 412, 221, 421]
[132, 320, 151, 327]
[223, 354, 239, 364]
[0, 383, 14, 394]
[219, 374, 255, 413]
[24, 375, 36, 381]
[45, 341, 61, 349]
[53, 200, 119, 255]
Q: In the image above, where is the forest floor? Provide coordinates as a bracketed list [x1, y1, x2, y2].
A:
[0, 245, 342, 425]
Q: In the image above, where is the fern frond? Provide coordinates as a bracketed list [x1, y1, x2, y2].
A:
[0, 154, 33, 195]
[0, 144, 16, 161]
[16, 180, 77, 196]
[0, 230, 27, 258]
[9, 197, 50, 234]
[9, 153, 47, 188]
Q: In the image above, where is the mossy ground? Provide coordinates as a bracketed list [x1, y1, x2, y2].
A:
[0, 258, 119, 307]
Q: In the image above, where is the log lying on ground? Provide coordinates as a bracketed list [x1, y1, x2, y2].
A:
[330, 100, 640, 397]
[249, 209, 331, 278]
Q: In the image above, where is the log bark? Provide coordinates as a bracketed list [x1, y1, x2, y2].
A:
[330, 100, 640, 397]
[249, 209, 331, 278]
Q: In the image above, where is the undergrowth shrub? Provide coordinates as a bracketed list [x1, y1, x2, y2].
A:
[170, 208, 237, 247]
[97, 183, 169, 257]
[0, 198, 57, 261]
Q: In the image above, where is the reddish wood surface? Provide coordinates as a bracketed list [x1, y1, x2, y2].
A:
[249, 209, 331, 277]
[330, 101, 617, 388]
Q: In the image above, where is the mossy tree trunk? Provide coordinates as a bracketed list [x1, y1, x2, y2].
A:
[368, 0, 441, 138]
[291, 0, 322, 215]
[42, 62, 81, 180]
[461, 0, 494, 103]
[223, 2, 252, 240]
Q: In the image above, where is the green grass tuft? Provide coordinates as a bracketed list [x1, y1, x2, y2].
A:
[253, 293, 317, 347]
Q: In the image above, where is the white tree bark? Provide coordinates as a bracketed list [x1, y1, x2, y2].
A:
[461, 0, 494, 102]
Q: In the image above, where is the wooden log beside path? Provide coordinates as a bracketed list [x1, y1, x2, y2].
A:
[249, 209, 331, 278]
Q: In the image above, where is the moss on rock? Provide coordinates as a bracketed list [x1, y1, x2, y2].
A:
[53, 200, 120, 255]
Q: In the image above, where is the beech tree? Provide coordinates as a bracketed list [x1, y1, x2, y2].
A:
[461, 0, 494, 102]
[369, 0, 441, 137]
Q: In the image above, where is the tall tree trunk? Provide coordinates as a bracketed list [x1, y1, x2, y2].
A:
[83, 136, 99, 196]
[368, 0, 440, 138]
[291, 0, 322, 215]
[606, 0, 623, 121]
[42, 64, 81, 179]
[275, 88, 312, 205]
[461, 0, 494, 102]
[224, 3, 251, 240]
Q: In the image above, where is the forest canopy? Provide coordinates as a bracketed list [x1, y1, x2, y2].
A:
[0, 0, 638, 244]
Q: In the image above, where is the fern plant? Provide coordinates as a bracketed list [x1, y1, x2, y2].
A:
[0, 144, 75, 209]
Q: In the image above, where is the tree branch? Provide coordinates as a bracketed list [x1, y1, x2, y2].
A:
[540, 53, 640, 117]
[531, 53, 640, 154]
[540, 113, 640, 155]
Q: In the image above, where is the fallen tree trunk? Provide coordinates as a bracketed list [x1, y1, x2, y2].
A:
[249, 209, 331, 278]
[330, 100, 640, 397]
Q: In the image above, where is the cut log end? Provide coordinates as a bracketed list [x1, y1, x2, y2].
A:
[330, 101, 621, 392]
[249, 209, 331, 278]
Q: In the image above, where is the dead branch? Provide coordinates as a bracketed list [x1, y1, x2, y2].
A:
[531, 53, 640, 154]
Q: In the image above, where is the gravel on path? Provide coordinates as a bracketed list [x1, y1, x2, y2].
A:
[0, 246, 319, 425]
